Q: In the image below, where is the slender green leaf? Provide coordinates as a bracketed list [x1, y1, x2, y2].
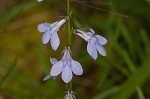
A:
[0, 58, 17, 86]
[0, 1, 38, 26]
[93, 86, 120, 99]
[136, 87, 145, 99]
[111, 57, 150, 99]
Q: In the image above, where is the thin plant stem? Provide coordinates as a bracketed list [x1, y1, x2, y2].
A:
[67, 0, 72, 90]
[67, 0, 71, 46]
[69, 80, 72, 90]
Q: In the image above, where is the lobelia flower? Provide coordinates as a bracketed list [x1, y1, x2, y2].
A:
[65, 91, 75, 99]
[37, 19, 66, 50]
[77, 28, 107, 60]
[49, 46, 83, 83]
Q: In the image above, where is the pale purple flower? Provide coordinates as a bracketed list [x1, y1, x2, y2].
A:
[50, 46, 83, 83]
[37, 0, 43, 2]
[37, 19, 66, 50]
[77, 28, 107, 60]
[43, 58, 58, 81]
[65, 91, 75, 99]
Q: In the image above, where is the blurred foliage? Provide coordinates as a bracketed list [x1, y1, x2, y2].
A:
[0, 0, 150, 99]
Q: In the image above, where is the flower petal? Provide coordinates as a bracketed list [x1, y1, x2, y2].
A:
[43, 73, 57, 81]
[51, 21, 58, 27]
[52, 19, 66, 32]
[37, 23, 49, 32]
[96, 43, 106, 56]
[65, 91, 74, 99]
[50, 32, 60, 50]
[52, 76, 57, 79]
[90, 28, 95, 34]
[50, 58, 58, 65]
[95, 35, 107, 45]
[71, 60, 83, 75]
[37, 0, 43, 2]
[42, 31, 50, 44]
[77, 29, 92, 41]
[77, 34, 89, 41]
[87, 40, 98, 60]
[61, 65, 72, 83]
[56, 19, 66, 31]
[51, 61, 63, 76]
[43, 73, 52, 81]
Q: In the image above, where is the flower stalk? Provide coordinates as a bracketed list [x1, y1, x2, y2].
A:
[67, 0, 73, 91]
[67, 0, 71, 46]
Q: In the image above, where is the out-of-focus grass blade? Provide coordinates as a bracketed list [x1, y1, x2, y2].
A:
[93, 86, 120, 99]
[111, 56, 150, 99]
[121, 49, 145, 99]
[121, 49, 136, 73]
[73, 18, 82, 28]
[109, 44, 130, 77]
[0, 58, 17, 86]
[116, 20, 136, 60]
[136, 87, 145, 99]
[112, 18, 122, 44]
[97, 66, 111, 88]
[140, 29, 150, 53]
[38, 43, 50, 72]
[120, 23, 132, 47]
[145, 0, 150, 3]
[96, 59, 112, 88]
[107, 56, 130, 77]
[0, 1, 38, 26]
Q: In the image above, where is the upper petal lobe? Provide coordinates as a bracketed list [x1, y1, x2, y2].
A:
[38, 23, 50, 32]
[95, 35, 107, 45]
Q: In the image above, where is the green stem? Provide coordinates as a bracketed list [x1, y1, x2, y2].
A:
[69, 80, 72, 90]
[67, 0, 71, 46]
[67, 0, 72, 90]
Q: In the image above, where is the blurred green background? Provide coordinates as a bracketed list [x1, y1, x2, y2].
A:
[0, 0, 150, 99]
